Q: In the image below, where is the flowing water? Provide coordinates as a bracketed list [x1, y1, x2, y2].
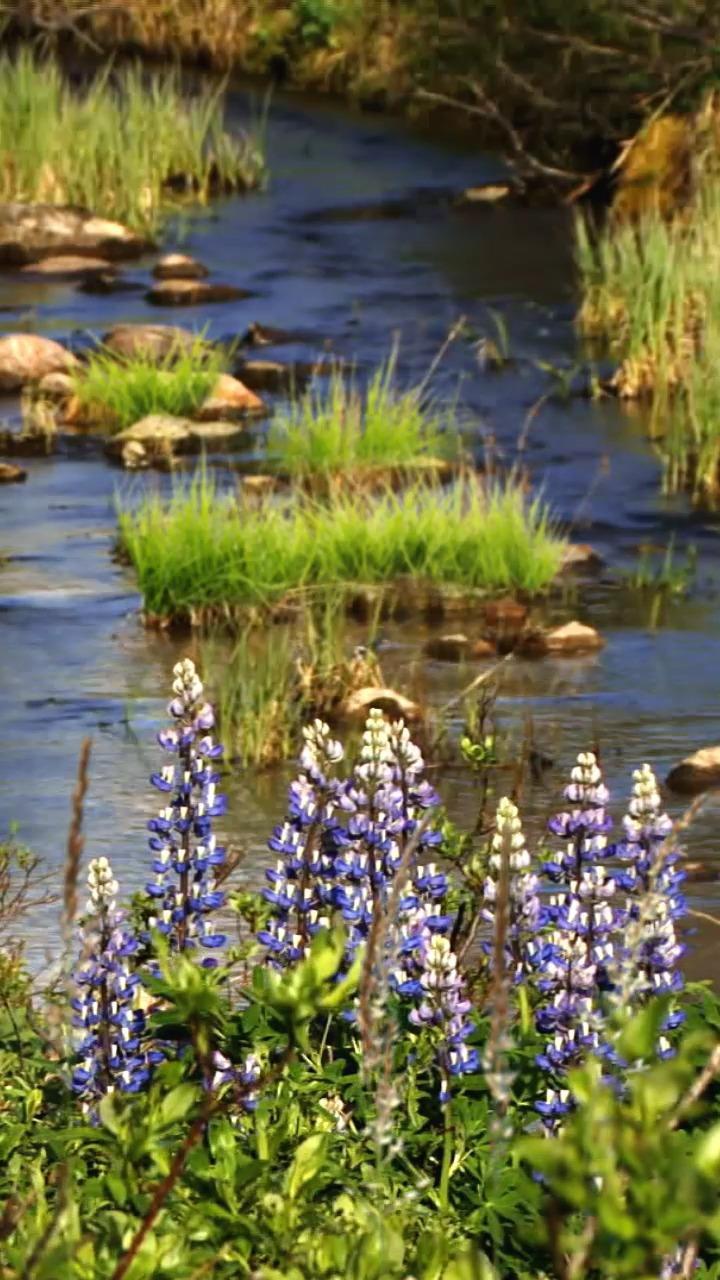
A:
[1, 79, 719, 976]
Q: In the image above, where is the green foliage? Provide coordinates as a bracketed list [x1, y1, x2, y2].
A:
[268, 351, 457, 477]
[118, 469, 566, 623]
[0, 50, 265, 233]
[73, 340, 225, 431]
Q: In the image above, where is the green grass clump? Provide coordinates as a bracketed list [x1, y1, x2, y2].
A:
[575, 160, 720, 497]
[73, 341, 226, 430]
[118, 470, 566, 622]
[0, 50, 265, 233]
[268, 351, 456, 477]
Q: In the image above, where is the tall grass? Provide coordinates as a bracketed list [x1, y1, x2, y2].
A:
[118, 469, 566, 623]
[575, 164, 720, 496]
[0, 50, 265, 233]
[268, 350, 457, 476]
[73, 341, 226, 431]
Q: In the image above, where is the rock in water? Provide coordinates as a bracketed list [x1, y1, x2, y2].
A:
[146, 279, 251, 306]
[196, 374, 266, 420]
[339, 686, 422, 723]
[0, 462, 27, 483]
[153, 254, 208, 280]
[0, 335, 79, 391]
[20, 255, 115, 279]
[536, 621, 604, 655]
[0, 203, 150, 264]
[667, 748, 720, 795]
[102, 324, 200, 361]
[106, 414, 195, 461]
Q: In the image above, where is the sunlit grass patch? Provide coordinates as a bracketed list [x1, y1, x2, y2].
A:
[267, 350, 458, 477]
[0, 50, 265, 233]
[73, 340, 226, 431]
[118, 469, 566, 625]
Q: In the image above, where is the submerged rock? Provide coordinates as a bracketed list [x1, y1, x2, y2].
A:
[667, 747, 720, 796]
[482, 598, 529, 650]
[153, 253, 209, 280]
[339, 686, 422, 723]
[20, 254, 116, 279]
[558, 543, 604, 574]
[241, 321, 298, 347]
[196, 374, 266, 420]
[521, 620, 605, 657]
[235, 358, 316, 393]
[102, 324, 199, 361]
[0, 334, 79, 391]
[0, 203, 149, 264]
[424, 633, 496, 662]
[0, 461, 27, 483]
[190, 420, 249, 447]
[146, 279, 251, 306]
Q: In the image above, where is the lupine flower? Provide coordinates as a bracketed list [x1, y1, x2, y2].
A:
[146, 660, 228, 965]
[210, 1050, 260, 1111]
[407, 932, 478, 1103]
[72, 857, 155, 1106]
[257, 719, 343, 968]
[483, 796, 542, 981]
[609, 764, 686, 1036]
[529, 752, 619, 1128]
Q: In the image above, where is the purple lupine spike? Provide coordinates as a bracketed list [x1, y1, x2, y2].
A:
[146, 660, 228, 965]
[406, 931, 478, 1103]
[257, 718, 343, 969]
[528, 751, 620, 1129]
[609, 764, 686, 1038]
[483, 796, 542, 982]
[72, 857, 153, 1108]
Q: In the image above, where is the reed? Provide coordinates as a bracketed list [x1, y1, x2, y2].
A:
[0, 50, 265, 233]
[117, 468, 566, 623]
[73, 341, 225, 431]
[267, 350, 456, 477]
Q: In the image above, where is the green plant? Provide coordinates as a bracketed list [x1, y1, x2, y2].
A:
[73, 339, 226, 431]
[0, 50, 265, 233]
[117, 469, 567, 624]
[267, 349, 457, 478]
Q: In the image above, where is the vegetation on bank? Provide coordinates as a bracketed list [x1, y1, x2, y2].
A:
[117, 471, 566, 624]
[576, 99, 720, 499]
[0, 50, 264, 233]
[3, 661, 720, 1277]
[7, 1, 720, 179]
[268, 353, 457, 479]
[73, 340, 225, 430]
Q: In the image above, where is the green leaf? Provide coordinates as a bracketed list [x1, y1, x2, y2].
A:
[442, 1245, 497, 1280]
[617, 999, 670, 1062]
[696, 1120, 720, 1176]
[158, 1083, 198, 1128]
[284, 1132, 328, 1201]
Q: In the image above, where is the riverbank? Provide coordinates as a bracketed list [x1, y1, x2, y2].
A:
[5, 0, 720, 186]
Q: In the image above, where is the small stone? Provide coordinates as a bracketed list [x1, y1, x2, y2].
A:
[459, 184, 513, 204]
[189, 420, 248, 449]
[0, 202, 150, 264]
[196, 373, 266, 420]
[240, 474, 278, 497]
[424, 634, 471, 662]
[37, 371, 75, 398]
[146, 279, 251, 306]
[121, 440, 148, 469]
[236, 358, 314, 393]
[471, 637, 497, 658]
[106, 413, 195, 459]
[339, 686, 422, 723]
[20, 255, 115, 278]
[102, 324, 199, 362]
[241, 321, 296, 346]
[558, 543, 603, 574]
[153, 253, 209, 280]
[0, 461, 27, 483]
[667, 748, 720, 796]
[523, 621, 605, 656]
[0, 334, 79, 391]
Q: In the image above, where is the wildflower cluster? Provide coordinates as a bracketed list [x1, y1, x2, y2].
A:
[71, 857, 154, 1106]
[259, 709, 476, 1099]
[482, 796, 542, 980]
[147, 659, 228, 962]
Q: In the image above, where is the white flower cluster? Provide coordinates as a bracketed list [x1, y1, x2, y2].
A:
[86, 856, 119, 914]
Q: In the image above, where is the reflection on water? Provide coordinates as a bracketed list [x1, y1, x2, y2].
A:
[0, 77, 719, 974]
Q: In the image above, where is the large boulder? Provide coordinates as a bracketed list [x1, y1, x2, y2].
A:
[666, 748, 720, 796]
[102, 324, 199, 362]
[0, 203, 149, 264]
[0, 335, 79, 391]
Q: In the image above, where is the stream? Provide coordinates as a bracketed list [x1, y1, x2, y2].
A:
[1, 78, 719, 977]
